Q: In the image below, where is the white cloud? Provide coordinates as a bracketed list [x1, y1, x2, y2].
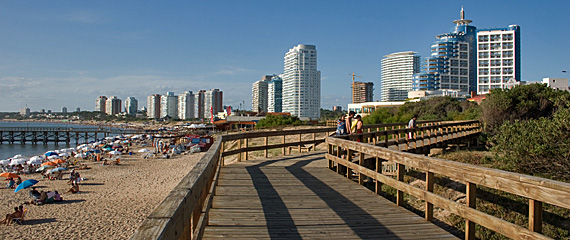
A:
[65, 11, 108, 24]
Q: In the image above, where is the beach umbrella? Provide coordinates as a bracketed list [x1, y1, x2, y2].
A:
[138, 149, 151, 153]
[41, 161, 57, 167]
[109, 150, 121, 155]
[0, 172, 19, 178]
[10, 159, 26, 166]
[13, 154, 23, 158]
[59, 152, 70, 157]
[93, 149, 102, 154]
[30, 156, 43, 161]
[27, 159, 42, 165]
[52, 159, 65, 164]
[48, 167, 67, 173]
[14, 179, 39, 193]
[81, 147, 93, 151]
[0, 160, 10, 165]
[74, 153, 87, 158]
[45, 151, 59, 157]
[36, 165, 54, 172]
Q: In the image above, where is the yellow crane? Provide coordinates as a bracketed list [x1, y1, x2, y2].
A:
[349, 72, 362, 84]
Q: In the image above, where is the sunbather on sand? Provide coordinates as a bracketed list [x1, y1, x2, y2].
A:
[0, 206, 23, 225]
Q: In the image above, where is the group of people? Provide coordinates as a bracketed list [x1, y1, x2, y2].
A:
[336, 111, 364, 137]
[336, 112, 418, 140]
[5, 177, 22, 189]
[28, 187, 63, 205]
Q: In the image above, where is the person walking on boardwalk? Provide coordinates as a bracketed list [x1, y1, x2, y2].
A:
[408, 115, 417, 139]
[346, 111, 356, 134]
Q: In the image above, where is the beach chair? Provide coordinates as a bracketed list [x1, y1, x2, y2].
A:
[13, 208, 27, 225]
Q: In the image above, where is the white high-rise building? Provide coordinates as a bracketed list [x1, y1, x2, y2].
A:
[161, 92, 178, 118]
[381, 51, 421, 101]
[178, 91, 195, 120]
[476, 25, 521, 94]
[124, 97, 138, 116]
[204, 89, 223, 121]
[194, 90, 205, 120]
[105, 96, 121, 115]
[147, 94, 161, 119]
[95, 96, 107, 112]
[252, 75, 272, 113]
[282, 44, 321, 119]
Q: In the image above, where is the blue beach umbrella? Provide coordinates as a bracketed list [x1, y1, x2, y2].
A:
[14, 179, 39, 193]
[48, 167, 67, 173]
[45, 151, 59, 157]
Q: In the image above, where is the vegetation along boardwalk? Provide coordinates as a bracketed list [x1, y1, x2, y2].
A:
[203, 151, 458, 239]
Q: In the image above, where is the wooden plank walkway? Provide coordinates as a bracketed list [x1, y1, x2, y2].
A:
[203, 151, 458, 239]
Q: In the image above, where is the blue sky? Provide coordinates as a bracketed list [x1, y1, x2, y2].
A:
[1, 0, 569, 112]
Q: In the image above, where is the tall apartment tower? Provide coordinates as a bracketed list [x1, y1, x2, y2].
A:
[204, 89, 223, 120]
[352, 82, 374, 103]
[161, 92, 178, 118]
[95, 96, 107, 112]
[381, 51, 421, 101]
[268, 75, 283, 113]
[178, 91, 195, 120]
[105, 96, 122, 115]
[147, 94, 161, 119]
[282, 44, 321, 119]
[194, 90, 206, 120]
[413, 7, 477, 94]
[476, 25, 520, 94]
[124, 97, 138, 116]
[252, 75, 272, 113]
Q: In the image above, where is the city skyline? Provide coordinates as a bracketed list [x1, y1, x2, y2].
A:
[0, 1, 569, 112]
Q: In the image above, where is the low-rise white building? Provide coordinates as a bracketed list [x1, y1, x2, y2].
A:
[542, 78, 569, 91]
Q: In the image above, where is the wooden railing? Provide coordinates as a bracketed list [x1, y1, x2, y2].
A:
[130, 120, 474, 240]
[325, 134, 570, 240]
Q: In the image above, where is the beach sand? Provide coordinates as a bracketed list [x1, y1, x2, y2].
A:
[0, 148, 204, 239]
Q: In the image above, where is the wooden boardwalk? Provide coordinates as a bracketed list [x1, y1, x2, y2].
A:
[203, 151, 458, 239]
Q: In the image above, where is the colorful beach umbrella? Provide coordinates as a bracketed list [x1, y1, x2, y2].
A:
[14, 179, 39, 193]
[48, 167, 67, 173]
[52, 159, 66, 164]
[0, 172, 19, 178]
[45, 151, 59, 157]
[41, 161, 57, 167]
[36, 165, 54, 172]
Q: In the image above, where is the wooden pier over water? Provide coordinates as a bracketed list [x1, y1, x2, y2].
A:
[0, 127, 144, 145]
[132, 120, 570, 240]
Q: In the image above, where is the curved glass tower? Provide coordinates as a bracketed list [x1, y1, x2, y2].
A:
[413, 7, 476, 94]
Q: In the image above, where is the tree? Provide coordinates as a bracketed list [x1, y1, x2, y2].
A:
[256, 115, 303, 128]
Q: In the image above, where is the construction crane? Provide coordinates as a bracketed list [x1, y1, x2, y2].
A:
[349, 72, 362, 84]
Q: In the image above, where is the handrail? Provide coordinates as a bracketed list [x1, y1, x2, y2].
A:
[325, 128, 569, 240]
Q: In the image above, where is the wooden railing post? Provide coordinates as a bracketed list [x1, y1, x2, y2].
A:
[244, 138, 249, 161]
[529, 199, 543, 233]
[396, 163, 404, 206]
[425, 172, 434, 221]
[264, 136, 268, 158]
[465, 182, 477, 240]
[346, 149, 352, 179]
[375, 157, 381, 194]
[298, 133, 302, 153]
[282, 135, 286, 155]
[312, 132, 316, 151]
[221, 141, 225, 166]
[238, 139, 242, 162]
[358, 152, 365, 185]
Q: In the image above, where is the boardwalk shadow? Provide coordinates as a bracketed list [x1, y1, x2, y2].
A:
[285, 156, 399, 239]
[246, 157, 304, 239]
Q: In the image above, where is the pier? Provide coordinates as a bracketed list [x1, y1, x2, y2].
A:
[0, 127, 144, 145]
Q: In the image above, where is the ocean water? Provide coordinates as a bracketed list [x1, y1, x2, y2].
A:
[0, 121, 117, 160]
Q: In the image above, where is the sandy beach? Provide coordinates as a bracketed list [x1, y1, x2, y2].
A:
[0, 147, 204, 239]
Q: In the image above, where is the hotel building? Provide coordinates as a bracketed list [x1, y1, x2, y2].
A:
[124, 97, 138, 116]
[380, 51, 421, 101]
[178, 91, 195, 120]
[147, 94, 161, 119]
[105, 96, 122, 115]
[95, 96, 107, 112]
[282, 44, 321, 119]
[268, 75, 283, 113]
[476, 25, 520, 94]
[161, 92, 178, 118]
[204, 89, 223, 121]
[252, 75, 272, 113]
